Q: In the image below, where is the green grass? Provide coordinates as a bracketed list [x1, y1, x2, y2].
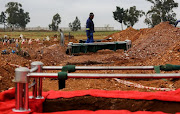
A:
[0, 31, 59, 39]
[65, 31, 119, 40]
[0, 31, 119, 40]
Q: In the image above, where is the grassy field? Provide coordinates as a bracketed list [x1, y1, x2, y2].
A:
[0, 31, 119, 40]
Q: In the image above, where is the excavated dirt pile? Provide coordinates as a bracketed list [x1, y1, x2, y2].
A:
[22, 42, 68, 65]
[102, 22, 180, 66]
[127, 22, 180, 65]
[104, 27, 152, 42]
[0, 41, 69, 91]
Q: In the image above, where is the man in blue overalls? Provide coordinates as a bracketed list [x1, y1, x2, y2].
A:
[86, 13, 95, 43]
[175, 20, 180, 27]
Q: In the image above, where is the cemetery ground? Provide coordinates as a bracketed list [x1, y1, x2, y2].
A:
[0, 22, 180, 113]
[0, 31, 117, 40]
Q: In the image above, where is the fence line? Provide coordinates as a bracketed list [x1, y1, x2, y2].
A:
[0, 27, 114, 31]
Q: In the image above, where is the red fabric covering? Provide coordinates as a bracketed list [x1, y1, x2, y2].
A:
[0, 88, 15, 102]
[0, 88, 47, 114]
[0, 98, 45, 114]
[45, 89, 180, 102]
[34, 110, 167, 114]
[1, 88, 180, 114]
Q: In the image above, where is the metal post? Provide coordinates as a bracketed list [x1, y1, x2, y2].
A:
[68, 42, 73, 55]
[60, 30, 64, 46]
[32, 78, 37, 98]
[15, 83, 23, 110]
[24, 82, 29, 110]
[29, 66, 38, 99]
[125, 40, 132, 50]
[31, 61, 44, 99]
[58, 79, 66, 89]
[38, 78, 43, 99]
[13, 67, 30, 112]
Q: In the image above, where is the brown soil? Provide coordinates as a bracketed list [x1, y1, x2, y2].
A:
[104, 27, 139, 42]
[0, 22, 180, 113]
[43, 96, 180, 113]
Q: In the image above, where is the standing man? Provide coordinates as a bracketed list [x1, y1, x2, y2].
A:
[86, 12, 95, 43]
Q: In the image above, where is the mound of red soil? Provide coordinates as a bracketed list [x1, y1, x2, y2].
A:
[127, 22, 180, 65]
[0, 41, 69, 91]
[105, 27, 139, 42]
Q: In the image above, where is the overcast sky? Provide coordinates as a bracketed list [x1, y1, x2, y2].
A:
[0, 0, 180, 29]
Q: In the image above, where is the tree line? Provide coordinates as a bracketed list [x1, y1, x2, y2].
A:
[0, 2, 30, 31]
[113, 0, 178, 30]
[0, 0, 179, 31]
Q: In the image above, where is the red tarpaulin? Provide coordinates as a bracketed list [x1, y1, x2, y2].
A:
[1, 88, 180, 114]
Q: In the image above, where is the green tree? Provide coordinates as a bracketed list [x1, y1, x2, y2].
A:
[69, 16, 81, 31]
[145, 0, 178, 27]
[5, 2, 30, 29]
[113, 7, 126, 30]
[18, 9, 30, 29]
[124, 6, 144, 27]
[113, 6, 144, 29]
[0, 12, 7, 31]
[49, 13, 61, 31]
